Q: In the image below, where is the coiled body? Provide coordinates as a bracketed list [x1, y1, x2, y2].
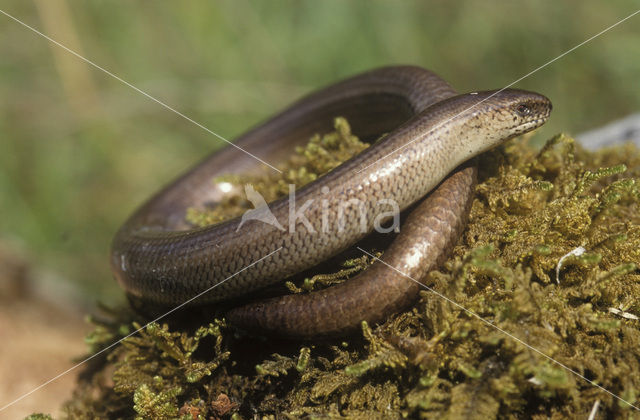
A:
[111, 66, 551, 337]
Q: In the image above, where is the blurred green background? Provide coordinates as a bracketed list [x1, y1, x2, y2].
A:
[1, 0, 639, 306]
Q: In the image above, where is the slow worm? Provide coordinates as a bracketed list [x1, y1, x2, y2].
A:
[111, 66, 551, 337]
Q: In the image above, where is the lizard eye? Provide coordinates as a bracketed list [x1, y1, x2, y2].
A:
[516, 103, 531, 117]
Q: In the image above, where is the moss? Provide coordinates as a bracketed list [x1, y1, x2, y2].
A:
[185, 116, 368, 227]
[50, 123, 640, 419]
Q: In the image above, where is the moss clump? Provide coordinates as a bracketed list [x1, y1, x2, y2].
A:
[54, 125, 640, 419]
[185, 116, 368, 227]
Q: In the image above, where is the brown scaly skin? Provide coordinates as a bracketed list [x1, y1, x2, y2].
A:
[110, 66, 551, 337]
[228, 164, 477, 337]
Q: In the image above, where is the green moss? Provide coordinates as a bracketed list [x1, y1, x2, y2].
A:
[24, 415, 54, 420]
[185, 116, 369, 227]
[56, 126, 640, 419]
